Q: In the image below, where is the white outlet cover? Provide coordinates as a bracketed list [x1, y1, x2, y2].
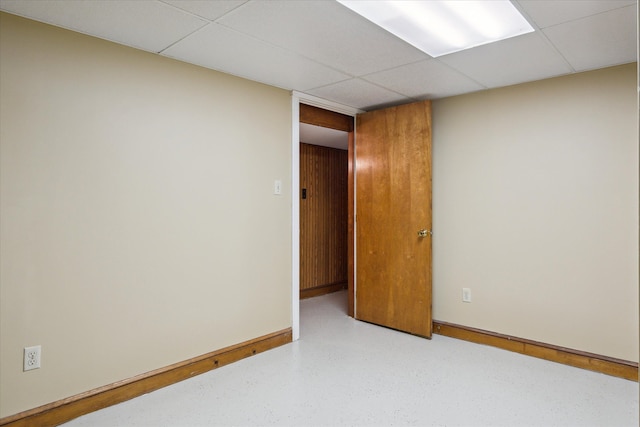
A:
[24, 345, 41, 371]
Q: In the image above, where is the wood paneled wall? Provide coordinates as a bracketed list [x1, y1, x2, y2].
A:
[300, 143, 348, 297]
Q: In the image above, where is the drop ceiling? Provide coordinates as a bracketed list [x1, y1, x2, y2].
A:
[0, 0, 637, 111]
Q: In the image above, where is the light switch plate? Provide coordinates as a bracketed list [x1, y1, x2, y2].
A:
[462, 288, 472, 303]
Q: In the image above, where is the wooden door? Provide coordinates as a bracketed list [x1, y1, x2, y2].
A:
[355, 100, 432, 337]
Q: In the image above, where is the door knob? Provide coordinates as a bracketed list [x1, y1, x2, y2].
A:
[418, 229, 432, 237]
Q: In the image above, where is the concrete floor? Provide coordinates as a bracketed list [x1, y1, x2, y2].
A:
[65, 290, 639, 426]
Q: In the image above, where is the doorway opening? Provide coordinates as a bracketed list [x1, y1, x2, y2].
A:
[295, 102, 355, 335]
[299, 124, 348, 300]
[291, 94, 361, 340]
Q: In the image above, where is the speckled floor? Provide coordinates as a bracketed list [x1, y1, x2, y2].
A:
[64, 290, 638, 426]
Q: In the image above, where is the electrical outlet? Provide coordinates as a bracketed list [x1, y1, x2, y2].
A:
[462, 288, 472, 303]
[24, 345, 41, 371]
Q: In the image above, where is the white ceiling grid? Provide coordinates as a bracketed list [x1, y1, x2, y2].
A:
[0, 0, 637, 111]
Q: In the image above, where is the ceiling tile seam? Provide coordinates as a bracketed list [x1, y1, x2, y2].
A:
[300, 77, 360, 93]
[357, 57, 432, 77]
[512, 3, 578, 74]
[158, 47, 298, 92]
[299, 77, 355, 93]
[0, 10, 146, 53]
[535, 29, 578, 74]
[209, 21, 363, 82]
[526, 2, 638, 30]
[158, 0, 251, 24]
[154, 0, 243, 54]
[153, 28, 350, 93]
[157, 0, 212, 21]
[299, 77, 361, 96]
[206, 0, 254, 23]
[108, 0, 210, 54]
[511, 0, 571, 66]
[356, 57, 490, 96]
[512, 1, 543, 30]
[174, 60, 294, 92]
[432, 58, 490, 90]
[0, 6, 211, 56]
[305, 76, 415, 102]
[559, 4, 637, 29]
[208, 5, 437, 82]
[157, 21, 213, 54]
[356, 76, 437, 101]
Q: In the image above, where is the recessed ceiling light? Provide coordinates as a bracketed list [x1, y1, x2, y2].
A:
[337, 0, 534, 57]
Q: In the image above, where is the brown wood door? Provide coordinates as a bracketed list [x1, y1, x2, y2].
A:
[355, 100, 432, 338]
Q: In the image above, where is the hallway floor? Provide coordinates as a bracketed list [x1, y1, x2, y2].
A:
[65, 291, 638, 426]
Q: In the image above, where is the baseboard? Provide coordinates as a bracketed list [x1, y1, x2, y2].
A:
[433, 320, 638, 381]
[0, 328, 292, 427]
[300, 281, 347, 300]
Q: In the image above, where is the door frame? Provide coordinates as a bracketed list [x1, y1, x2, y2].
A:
[291, 91, 362, 340]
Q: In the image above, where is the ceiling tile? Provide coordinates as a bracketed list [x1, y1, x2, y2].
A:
[162, 24, 350, 91]
[438, 32, 573, 88]
[0, 0, 208, 53]
[363, 60, 486, 100]
[542, 5, 637, 71]
[161, 0, 248, 21]
[517, 0, 636, 28]
[215, 0, 428, 77]
[306, 79, 413, 111]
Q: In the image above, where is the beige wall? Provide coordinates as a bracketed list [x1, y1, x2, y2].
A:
[432, 63, 639, 362]
[0, 13, 292, 417]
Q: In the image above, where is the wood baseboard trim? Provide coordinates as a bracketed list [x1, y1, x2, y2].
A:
[433, 320, 638, 381]
[300, 281, 347, 300]
[1, 328, 292, 427]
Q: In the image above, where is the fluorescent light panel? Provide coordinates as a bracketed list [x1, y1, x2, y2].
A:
[338, 0, 534, 57]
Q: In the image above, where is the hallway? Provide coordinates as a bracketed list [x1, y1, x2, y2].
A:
[65, 291, 638, 426]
